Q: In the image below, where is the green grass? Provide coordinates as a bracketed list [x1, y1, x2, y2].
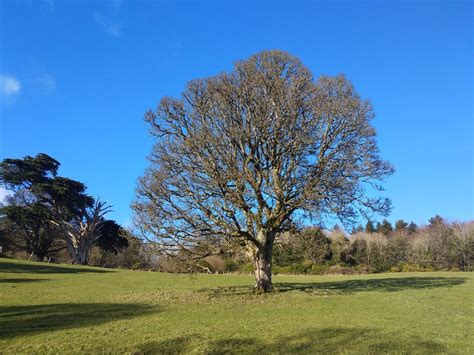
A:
[0, 258, 472, 354]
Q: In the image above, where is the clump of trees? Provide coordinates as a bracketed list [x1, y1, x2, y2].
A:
[272, 217, 473, 274]
[88, 231, 152, 270]
[0, 154, 128, 265]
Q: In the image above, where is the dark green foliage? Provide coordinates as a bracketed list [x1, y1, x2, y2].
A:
[346, 238, 368, 266]
[329, 232, 350, 264]
[274, 263, 309, 274]
[429, 215, 445, 228]
[376, 219, 393, 236]
[395, 220, 408, 231]
[428, 225, 459, 270]
[365, 221, 375, 233]
[97, 234, 150, 270]
[386, 236, 409, 266]
[95, 220, 128, 254]
[0, 203, 64, 260]
[223, 258, 239, 272]
[273, 228, 333, 268]
[407, 222, 417, 234]
[39, 177, 94, 216]
[273, 242, 304, 266]
[0, 153, 59, 190]
[300, 229, 333, 264]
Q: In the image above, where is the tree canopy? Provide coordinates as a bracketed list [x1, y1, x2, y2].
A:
[134, 50, 393, 292]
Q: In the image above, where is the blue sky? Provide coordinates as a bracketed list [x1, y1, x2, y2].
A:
[0, 0, 472, 228]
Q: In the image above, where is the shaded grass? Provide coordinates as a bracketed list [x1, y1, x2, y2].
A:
[135, 328, 448, 354]
[0, 260, 113, 274]
[0, 278, 50, 283]
[0, 258, 472, 353]
[199, 276, 467, 297]
[0, 303, 158, 339]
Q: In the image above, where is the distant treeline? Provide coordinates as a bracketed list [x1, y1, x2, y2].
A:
[1, 207, 472, 274]
[270, 217, 473, 274]
[184, 216, 474, 274]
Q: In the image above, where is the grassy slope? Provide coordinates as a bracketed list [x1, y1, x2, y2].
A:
[0, 258, 472, 354]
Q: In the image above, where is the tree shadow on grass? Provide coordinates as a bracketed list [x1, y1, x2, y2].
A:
[275, 276, 467, 295]
[0, 261, 113, 274]
[0, 303, 159, 339]
[199, 276, 466, 297]
[133, 327, 448, 354]
[0, 278, 49, 283]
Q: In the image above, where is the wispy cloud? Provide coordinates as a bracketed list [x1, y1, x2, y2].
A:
[0, 75, 22, 97]
[94, 11, 122, 37]
[0, 187, 13, 202]
[0, 75, 21, 104]
[35, 73, 56, 95]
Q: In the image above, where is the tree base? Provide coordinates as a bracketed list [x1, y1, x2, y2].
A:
[253, 285, 274, 294]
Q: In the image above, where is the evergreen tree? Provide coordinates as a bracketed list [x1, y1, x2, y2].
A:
[377, 219, 393, 236]
[395, 219, 408, 231]
[365, 221, 375, 233]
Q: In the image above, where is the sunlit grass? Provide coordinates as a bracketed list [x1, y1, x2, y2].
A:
[0, 258, 472, 353]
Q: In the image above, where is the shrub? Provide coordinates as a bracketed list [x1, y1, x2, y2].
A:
[389, 266, 402, 272]
[202, 256, 225, 273]
[223, 258, 239, 272]
[324, 265, 358, 275]
[401, 264, 433, 272]
[309, 264, 329, 275]
[240, 262, 254, 274]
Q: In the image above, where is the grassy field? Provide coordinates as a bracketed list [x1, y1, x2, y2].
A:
[0, 258, 472, 354]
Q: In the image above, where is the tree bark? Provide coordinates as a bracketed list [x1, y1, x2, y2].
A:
[34, 252, 47, 261]
[67, 237, 91, 265]
[253, 240, 274, 293]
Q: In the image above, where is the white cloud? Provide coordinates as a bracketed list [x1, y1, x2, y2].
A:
[0, 187, 13, 202]
[36, 73, 56, 95]
[94, 11, 121, 37]
[0, 75, 21, 97]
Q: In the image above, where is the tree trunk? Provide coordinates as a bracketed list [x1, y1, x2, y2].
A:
[74, 247, 90, 265]
[67, 237, 91, 265]
[34, 252, 47, 261]
[253, 241, 274, 293]
[70, 250, 88, 265]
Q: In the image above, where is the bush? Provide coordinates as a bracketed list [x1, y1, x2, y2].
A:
[273, 262, 314, 274]
[240, 262, 254, 274]
[324, 265, 358, 275]
[288, 263, 308, 274]
[401, 264, 433, 272]
[202, 256, 225, 273]
[309, 264, 329, 275]
[389, 266, 402, 272]
[223, 258, 239, 272]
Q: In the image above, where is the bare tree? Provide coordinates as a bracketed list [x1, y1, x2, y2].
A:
[133, 50, 393, 292]
[51, 200, 111, 265]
